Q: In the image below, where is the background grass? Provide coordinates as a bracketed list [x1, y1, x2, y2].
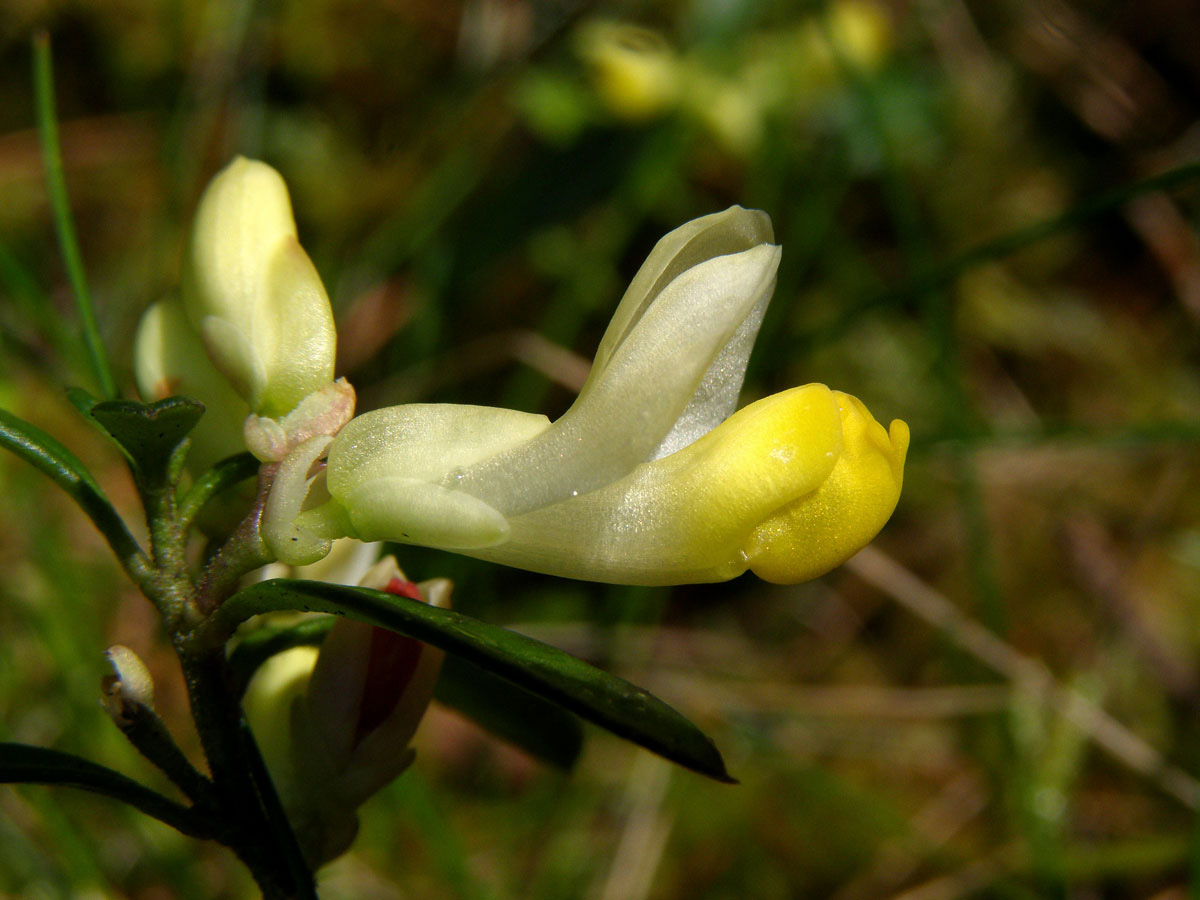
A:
[4, 0, 1200, 897]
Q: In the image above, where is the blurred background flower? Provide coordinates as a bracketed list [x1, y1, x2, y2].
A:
[4, 0, 1200, 897]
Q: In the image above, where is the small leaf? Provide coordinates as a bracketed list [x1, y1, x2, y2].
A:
[0, 742, 212, 838]
[89, 396, 205, 476]
[216, 579, 734, 782]
[435, 654, 584, 770]
[65, 386, 100, 418]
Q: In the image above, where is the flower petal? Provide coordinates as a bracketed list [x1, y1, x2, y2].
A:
[325, 403, 551, 548]
[184, 157, 336, 417]
[257, 237, 337, 417]
[454, 242, 782, 516]
[589, 206, 773, 379]
[185, 158, 296, 358]
[462, 384, 845, 584]
[744, 392, 909, 584]
[134, 298, 252, 471]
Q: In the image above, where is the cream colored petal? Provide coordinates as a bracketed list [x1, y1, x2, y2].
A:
[257, 237, 338, 417]
[184, 157, 337, 418]
[589, 205, 773, 379]
[463, 384, 843, 584]
[185, 157, 296, 338]
[340, 477, 511, 548]
[325, 403, 551, 547]
[650, 268, 773, 459]
[199, 315, 268, 409]
[453, 243, 782, 516]
[327, 403, 550, 489]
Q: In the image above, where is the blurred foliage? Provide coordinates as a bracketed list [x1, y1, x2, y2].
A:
[4, 0, 1200, 897]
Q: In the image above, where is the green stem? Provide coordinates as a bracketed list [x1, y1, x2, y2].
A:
[178, 452, 260, 535]
[194, 464, 276, 617]
[176, 644, 314, 899]
[32, 31, 117, 400]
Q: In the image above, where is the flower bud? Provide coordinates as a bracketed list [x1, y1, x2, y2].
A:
[184, 157, 336, 419]
[133, 297, 252, 473]
[243, 558, 448, 865]
[101, 645, 155, 726]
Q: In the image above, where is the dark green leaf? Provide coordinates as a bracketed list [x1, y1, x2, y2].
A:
[216, 579, 733, 782]
[0, 407, 146, 575]
[435, 654, 584, 770]
[0, 742, 212, 838]
[89, 396, 205, 477]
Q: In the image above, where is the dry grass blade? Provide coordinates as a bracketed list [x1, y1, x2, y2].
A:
[846, 547, 1200, 809]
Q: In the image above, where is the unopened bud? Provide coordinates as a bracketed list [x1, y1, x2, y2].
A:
[101, 645, 155, 726]
[244, 557, 450, 865]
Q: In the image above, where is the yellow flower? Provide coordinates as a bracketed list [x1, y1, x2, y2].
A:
[576, 21, 682, 121]
[270, 206, 908, 584]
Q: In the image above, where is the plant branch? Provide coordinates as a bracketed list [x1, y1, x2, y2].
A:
[194, 463, 276, 618]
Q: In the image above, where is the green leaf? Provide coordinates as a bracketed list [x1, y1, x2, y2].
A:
[64, 386, 100, 418]
[0, 407, 147, 578]
[0, 742, 212, 838]
[89, 396, 205, 477]
[228, 616, 585, 769]
[435, 654, 584, 770]
[216, 579, 733, 782]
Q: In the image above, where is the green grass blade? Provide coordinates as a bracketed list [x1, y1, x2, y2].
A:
[32, 31, 118, 400]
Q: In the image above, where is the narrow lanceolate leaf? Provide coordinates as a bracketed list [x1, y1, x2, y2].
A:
[216, 579, 733, 782]
[435, 654, 585, 770]
[90, 396, 205, 478]
[0, 743, 212, 838]
[0, 407, 146, 578]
